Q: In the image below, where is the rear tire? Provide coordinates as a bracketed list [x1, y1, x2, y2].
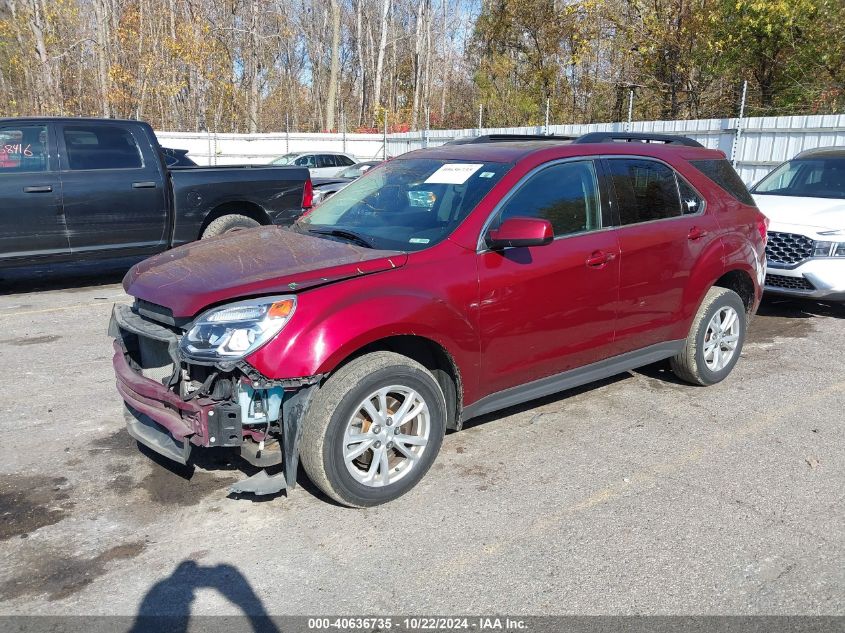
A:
[201, 214, 260, 239]
[671, 286, 747, 386]
[300, 351, 446, 507]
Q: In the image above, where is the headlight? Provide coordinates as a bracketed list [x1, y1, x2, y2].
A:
[180, 296, 296, 362]
[813, 241, 834, 257]
[812, 241, 845, 258]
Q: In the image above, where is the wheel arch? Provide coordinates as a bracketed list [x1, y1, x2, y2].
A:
[712, 268, 756, 318]
[199, 200, 271, 238]
[329, 334, 464, 431]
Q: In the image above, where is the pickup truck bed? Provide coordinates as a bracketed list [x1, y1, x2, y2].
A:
[0, 117, 310, 269]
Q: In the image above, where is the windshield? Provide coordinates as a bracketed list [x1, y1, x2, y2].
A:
[294, 158, 512, 251]
[753, 157, 845, 199]
[339, 163, 376, 179]
[271, 153, 299, 165]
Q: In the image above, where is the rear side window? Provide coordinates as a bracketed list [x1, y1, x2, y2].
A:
[337, 155, 355, 166]
[318, 154, 337, 168]
[496, 160, 602, 237]
[0, 124, 48, 172]
[606, 158, 682, 224]
[63, 125, 142, 170]
[690, 159, 755, 205]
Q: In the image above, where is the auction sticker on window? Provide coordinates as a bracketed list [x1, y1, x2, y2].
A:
[425, 163, 483, 184]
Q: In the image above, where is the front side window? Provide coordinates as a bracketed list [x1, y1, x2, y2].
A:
[0, 124, 48, 172]
[607, 158, 682, 224]
[295, 154, 316, 168]
[752, 157, 845, 200]
[63, 125, 142, 170]
[493, 160, 602, 237]
[295, 158, 512, 251]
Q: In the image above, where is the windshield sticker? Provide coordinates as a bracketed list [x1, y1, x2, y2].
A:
[479, 171, 495, 178]
[409, 237, 431, 244]
[425, 163, 483, 184]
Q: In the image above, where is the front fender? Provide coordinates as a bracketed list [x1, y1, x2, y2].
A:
[245, 275, 480, 399]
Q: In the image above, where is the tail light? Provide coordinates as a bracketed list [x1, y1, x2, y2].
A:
[301, 179, 313, 210]
[757, 213, 769, 245]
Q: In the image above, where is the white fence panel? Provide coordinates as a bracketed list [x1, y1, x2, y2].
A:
[154, 131, 386, 165]
[158, 114, 845, 185]
[387, 114, 845, 184]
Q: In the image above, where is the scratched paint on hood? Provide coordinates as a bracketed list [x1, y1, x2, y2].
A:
[124, 226, 407, 317]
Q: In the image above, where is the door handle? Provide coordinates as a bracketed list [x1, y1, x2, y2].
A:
[688, 227, 708, 240]
[585, 250, 616, 268]
[23, 185, 52, 193]
[132, 181, 157, 189]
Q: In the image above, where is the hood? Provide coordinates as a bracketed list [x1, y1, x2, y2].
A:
[124, 226, 407, 317]
[753, 194, 845, 232]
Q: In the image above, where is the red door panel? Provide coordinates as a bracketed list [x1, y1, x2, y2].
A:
[477, 230, 620, 397]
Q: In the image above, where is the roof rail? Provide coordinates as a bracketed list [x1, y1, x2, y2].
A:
[447, 134, 576, 145]
[573, 132, 703, 148]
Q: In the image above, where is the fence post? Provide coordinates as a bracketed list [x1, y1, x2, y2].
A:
[544, 98, 550, 135]
[285, 113, 290, 154]
[477, 103, 483, 135]
[342, 110, 347, 153]
[383, 112, 388, 160]
[732, 80, 748, 168]
[626, 89, 634, 132]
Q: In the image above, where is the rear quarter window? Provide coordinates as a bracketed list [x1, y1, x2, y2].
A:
[689, 159, 755, 206]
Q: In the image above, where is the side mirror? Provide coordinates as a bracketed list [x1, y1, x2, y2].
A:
[487, 217, 554, 249]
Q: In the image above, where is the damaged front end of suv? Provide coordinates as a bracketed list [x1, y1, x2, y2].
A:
[109, 296, 321, 496]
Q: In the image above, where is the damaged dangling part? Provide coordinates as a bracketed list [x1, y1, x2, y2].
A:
[228, 469, 288, 496]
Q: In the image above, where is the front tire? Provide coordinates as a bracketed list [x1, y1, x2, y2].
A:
[300, 352, 446, 507]
[671, 286, 747, 386]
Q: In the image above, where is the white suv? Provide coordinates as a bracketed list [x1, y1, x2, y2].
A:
[269, 151, 358, 177]
[752, 147, 845, 302]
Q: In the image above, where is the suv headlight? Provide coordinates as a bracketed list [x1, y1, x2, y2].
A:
[180, 296, 296, 362]
[812, 241, 845, 258]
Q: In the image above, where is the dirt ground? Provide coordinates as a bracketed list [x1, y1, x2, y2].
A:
[0, 273, 843, 617]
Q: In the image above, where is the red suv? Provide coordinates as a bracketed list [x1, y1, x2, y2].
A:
[111, 132, 767, 506]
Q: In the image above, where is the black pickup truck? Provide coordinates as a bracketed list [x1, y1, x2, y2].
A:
[0, 117, 311, 269]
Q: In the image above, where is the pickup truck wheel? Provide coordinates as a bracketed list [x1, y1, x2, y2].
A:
[300, 351, 446, 507]
[670, 286, 746, 386]
[201, 214, 260, 239]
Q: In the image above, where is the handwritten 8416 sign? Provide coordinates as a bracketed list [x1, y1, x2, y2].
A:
[2, 143, 34, 157]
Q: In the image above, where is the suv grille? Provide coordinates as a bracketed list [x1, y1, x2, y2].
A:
[766, 231, 814, 266]
[765, 273, 815, 291]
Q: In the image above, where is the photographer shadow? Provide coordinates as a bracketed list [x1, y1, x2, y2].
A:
[128, 560, 280, 633]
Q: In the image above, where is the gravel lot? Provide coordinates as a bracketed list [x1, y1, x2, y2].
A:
[0, 272, 843, 617]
